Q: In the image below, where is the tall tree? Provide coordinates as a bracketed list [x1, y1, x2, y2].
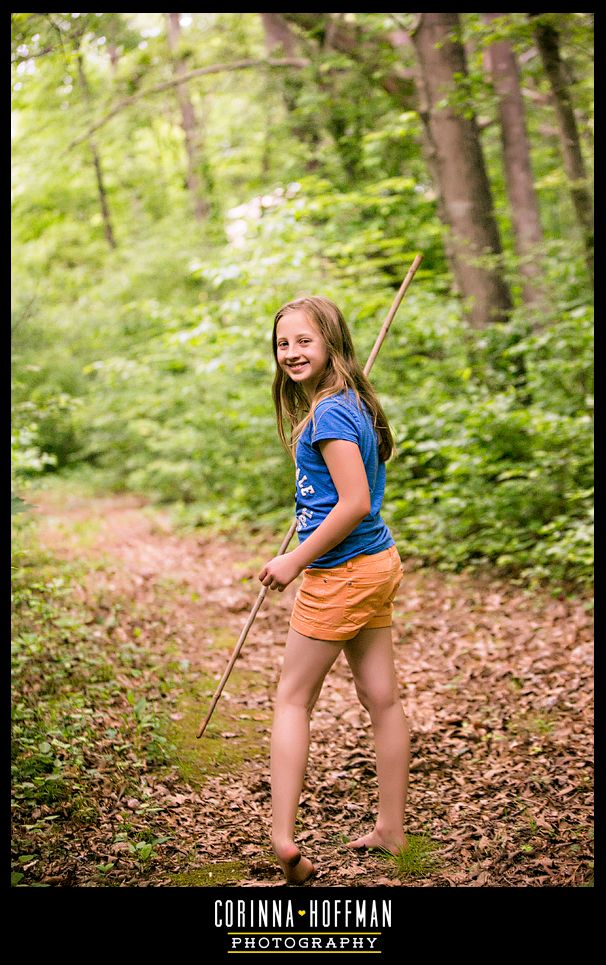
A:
[260, 13, 321, 173]
[281, 13, 417, 109]
[76, 48, 117, 250]
[412, 13, 512, 326]
[395, 28, 461, 293]
[482, 13, 544, 307]
[260, 12, 299, 62]
[262, 13, 369, 183]
[166, 12, 209, 221]
[530, 13, 593, 281]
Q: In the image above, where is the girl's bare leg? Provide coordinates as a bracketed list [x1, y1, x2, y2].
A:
[271, 626, 343, 883]
[343, 625, 410, 853]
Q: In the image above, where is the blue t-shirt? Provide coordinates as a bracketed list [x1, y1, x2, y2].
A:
[294, 388, 394, 567]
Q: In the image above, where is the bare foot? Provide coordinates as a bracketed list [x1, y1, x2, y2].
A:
[346, 830, 407, 855]
[272, 840, 316, 885]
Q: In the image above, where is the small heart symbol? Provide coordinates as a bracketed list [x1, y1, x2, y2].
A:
[298, 910, 306, 916]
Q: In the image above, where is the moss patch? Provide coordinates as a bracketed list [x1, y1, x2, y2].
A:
[507, 710, 557, 737]
[163, 672, 269, 789]
[170, 861, 247, 886]
[204, 624, 245, 652]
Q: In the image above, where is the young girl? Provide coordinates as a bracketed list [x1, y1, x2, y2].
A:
[258, 295, 410, 885]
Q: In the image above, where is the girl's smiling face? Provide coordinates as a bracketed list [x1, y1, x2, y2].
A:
[276, 309, 330, 397]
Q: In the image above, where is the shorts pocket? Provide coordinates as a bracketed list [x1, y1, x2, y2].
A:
[344, 561, 403, 622]
[297, 573, 348, 627]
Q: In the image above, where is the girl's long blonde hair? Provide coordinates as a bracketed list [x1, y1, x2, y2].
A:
[271, 295, 396, 463]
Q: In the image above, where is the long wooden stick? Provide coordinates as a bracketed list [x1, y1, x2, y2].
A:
[196, 254, 423, 738]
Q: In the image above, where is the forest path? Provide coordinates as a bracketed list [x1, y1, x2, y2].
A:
[19, 486, 593, 887]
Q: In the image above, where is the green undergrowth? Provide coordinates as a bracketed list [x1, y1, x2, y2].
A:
[338, 830, 442, 881]
[381, 834, 442, 881]
[12, 527, 174, 806]
[11, 509, 269, 885]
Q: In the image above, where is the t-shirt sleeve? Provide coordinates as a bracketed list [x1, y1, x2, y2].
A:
[311, 400, 360, 451]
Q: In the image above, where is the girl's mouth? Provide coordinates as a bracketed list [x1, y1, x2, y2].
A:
[288, 362, 308, 373]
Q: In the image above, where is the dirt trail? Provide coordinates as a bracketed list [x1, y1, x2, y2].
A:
[27, 489, 593, 887]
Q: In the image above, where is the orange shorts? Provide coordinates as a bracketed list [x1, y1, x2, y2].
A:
[289, 544, 403, 642]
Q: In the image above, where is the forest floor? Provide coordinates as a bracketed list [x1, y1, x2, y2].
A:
[11, 484, 593, 888]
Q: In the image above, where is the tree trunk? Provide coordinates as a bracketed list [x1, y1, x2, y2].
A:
[261, 12, 299, 60]
[390, 29, 460, 291]
[260, 13, 322, 173]
[107, 44, 119, 74]
[412, 13, 512, 326]
[166, 12, 209, 221]
[531, 14, 593, 281]
[282, 12, 417, 109]
[76, 52, 117, 250]
[483, 13, 544, 307]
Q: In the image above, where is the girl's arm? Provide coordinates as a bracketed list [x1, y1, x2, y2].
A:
[258, 439, 370, 590]
[290, 439, 370, 569]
